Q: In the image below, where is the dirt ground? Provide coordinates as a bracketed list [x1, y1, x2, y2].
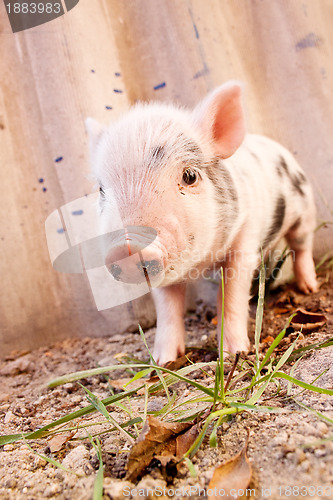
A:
[1, 269, 333, 500]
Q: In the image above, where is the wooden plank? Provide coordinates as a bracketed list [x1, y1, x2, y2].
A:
[0, 0, 332, 357]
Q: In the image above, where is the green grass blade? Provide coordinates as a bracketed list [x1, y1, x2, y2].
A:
[22, 436, 83, 477]
[85, 431, 104, 500]
[184, 457, 198, 477]
[48, 364, 154, 388]
[229, 402, 283, 413]
[184, 407, 240, 458]
[253, 371, 333, 395]
[0, 387, 142, 446]
[148, 391, 177, 417]
[247, 335, 299, 405]
[254, 325, 288, 379]
[293, 400, 333, 426]
[124, 368, 153, 386]
[255, 253, 265, 374]
[209, 415, 225, 447]
[145, 363, 217, 397]
[219, 268, 225, 401]
[79, 384, 135, 444]
[92, 438, 104, 500]
[48, 362, 217, 398]
[315, 250, 333, 271]
[289, 337, 333, 361]
[138, 325, 171, 403]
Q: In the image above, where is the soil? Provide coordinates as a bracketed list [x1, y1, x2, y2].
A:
[1, 268, 333, 500]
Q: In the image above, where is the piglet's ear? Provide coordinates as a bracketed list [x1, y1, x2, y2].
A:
[193, 82, 246, 159]
[85, 117, 105, 157]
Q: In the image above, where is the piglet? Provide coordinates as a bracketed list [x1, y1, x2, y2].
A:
[86, 82, 318, 365]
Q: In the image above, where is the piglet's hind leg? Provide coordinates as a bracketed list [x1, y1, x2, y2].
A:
[286, 214, 318, 294]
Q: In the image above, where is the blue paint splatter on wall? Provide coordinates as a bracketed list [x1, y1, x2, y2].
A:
[57, 228, 65, 234]
[193, 23, 199, 39]
[42, 187, 47, 192]
[38, 178, 44, 183]
[193, 66, 209, 79]
[105, 105, 113, 110]
[113, 89, 123, 93]
[72, 209, 84, 216]
[154, 82, 166, 90]
[115, 72, 121, 77]
[296, 33, 322, 51]
[55, 156, 63, 163]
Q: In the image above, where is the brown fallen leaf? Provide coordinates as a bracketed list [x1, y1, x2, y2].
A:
[273, 307, 291, 315]
[208, 433, 252, 499]
[272, 289, 299, 307]
[126, 415, 198, 482]
[291, 308, 327, 333]
[175, 422, 199, 458]
[148, 355, 191, 382]
[211, 316, 218, 326]
[47, 431, 76, 453]
[262, 336, 275, 344]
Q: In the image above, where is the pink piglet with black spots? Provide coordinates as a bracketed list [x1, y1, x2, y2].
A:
[86, 82, 318, 365]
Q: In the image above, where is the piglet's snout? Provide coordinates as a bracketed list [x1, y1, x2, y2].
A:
[105, 235, 165, 286]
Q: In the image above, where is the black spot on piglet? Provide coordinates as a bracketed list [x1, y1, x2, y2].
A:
[277, 156, 307, 196]
[151, 145, 165, 161]
[262, 196, 286, 249]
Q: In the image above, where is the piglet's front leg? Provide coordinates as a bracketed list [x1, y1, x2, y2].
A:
[152, 283, 187, 365]
[217, 250, 257, 356]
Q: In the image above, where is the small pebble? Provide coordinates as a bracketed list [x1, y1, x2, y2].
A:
[62, 444, 90, 471]
[0, 393, 10, 402]
[3, 444, 14, 451]
[44, 484, 62, 497]
[271, 430, 288, 446]
[103, 478, 134, 500]
[4, 478, 17, 489]
[314, 447, 327, 458]
[317, 422, 328, 435]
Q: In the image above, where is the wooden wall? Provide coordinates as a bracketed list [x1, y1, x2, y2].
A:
[1, 0, 332, 357]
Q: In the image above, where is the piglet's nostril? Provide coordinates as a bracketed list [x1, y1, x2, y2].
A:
[109, 263, 122, 280]
[137, 259, 163, 277]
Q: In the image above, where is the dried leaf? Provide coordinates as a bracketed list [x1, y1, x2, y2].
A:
[175, 423, 199, 458]
[164, 354, 191, 371]
[211, 316, 218, 326]
[208, 435, 252, 499]
[126, 416, 197, 482]
[273, 307, 291, 314]
[110, 378, 147, 391]
[148, 355, 190, 382]
[291, 308, 327, 333]
[47, 431, 76, 453]
[262, 336, 275, 344]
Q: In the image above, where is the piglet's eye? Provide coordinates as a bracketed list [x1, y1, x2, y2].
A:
[182, 168, 197, 186]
